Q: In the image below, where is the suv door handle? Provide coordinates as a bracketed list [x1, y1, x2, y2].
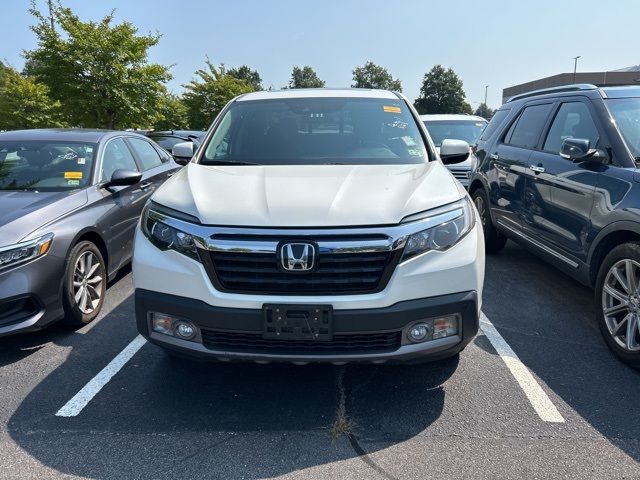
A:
[139, 181, 152, 190]
[530, 165, 545, 174]
[490, 153, 499, 160]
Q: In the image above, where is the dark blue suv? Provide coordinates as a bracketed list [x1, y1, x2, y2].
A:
[469, 84, 640, 368]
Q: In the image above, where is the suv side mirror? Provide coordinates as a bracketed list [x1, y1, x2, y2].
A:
[560, 138, 609, 163]
[104, 169, 142, 188]
[440, 139, 470, 164]
[172, 141, 194, 165]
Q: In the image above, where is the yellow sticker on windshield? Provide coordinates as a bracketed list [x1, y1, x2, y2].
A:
[383, 105, 401, 113]
[64, 171, 83, 179]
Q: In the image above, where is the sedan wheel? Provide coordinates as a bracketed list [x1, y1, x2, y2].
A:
[63, 241, 106, 326]
[602, 259, 640, 352]
[72, 251, 104, 315]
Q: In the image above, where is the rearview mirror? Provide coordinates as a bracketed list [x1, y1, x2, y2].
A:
[172, 141, 194, 165]
[560, 138, 609, 163]
[104, 169, 142, 188]
[440, 139, 470, 165]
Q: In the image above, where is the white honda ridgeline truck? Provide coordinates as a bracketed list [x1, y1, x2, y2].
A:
[132, 89, 485, 366]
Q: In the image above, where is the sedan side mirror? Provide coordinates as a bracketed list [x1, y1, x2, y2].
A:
[560, 138, 609, 163]
[104, 169, 142, 188]
[440, 139, 470, 165]
[172, 141, 194, 165]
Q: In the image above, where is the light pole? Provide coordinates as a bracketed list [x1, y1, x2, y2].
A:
[484, 85, 488, 106]
[572, 56, 581, 83]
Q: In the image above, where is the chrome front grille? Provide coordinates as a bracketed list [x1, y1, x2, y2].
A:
[199, 234, 403, 295]
[207, 249, 397, 295]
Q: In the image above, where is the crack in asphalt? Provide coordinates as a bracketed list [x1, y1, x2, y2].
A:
[331, 366, 401, 480]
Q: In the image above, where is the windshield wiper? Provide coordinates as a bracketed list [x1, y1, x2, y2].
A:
[202, 160, 261, 166]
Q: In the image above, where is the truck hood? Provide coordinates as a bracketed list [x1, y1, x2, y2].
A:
[152, 162, 463, 227]
[0, 190, 88, 246]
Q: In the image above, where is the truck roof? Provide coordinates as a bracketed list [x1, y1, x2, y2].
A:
[237, 88, 400, 102]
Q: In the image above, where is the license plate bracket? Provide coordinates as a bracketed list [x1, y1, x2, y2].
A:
[263, 304, 333, 341]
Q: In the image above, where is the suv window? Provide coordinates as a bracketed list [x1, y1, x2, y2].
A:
[543, 102, 599, 153]
[480, 109, 510, 141]
[148, 135, 183, 152]
[128, 138, 163, 170]
[101, 138, 138, 182]
[201, 98, 429, 165]
[505, 103, 553, 149]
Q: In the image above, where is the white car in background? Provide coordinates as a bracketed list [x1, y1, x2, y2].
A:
[421, 114, 487, 188]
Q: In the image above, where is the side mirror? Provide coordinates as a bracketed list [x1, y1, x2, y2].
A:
[172, 141, 194, 165]
[104, 169, 142, 188]
[440, 139, 470, 165]
[560, 138, 609, 163]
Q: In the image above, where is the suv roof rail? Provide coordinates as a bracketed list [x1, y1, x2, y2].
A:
[506, 84, 598, 103]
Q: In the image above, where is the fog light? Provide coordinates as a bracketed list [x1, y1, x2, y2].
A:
[433, 315, 459, 339]
[175, 321, 196, 340]
[151, 313, 174, 334]
[407, 322, 433, 343]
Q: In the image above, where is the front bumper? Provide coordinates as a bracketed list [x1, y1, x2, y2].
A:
[0, 253, 66, 337]
[136, 289, 479, 364]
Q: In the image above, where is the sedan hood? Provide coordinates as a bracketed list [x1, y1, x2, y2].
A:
[0, 190, 88, 246]
[152, 162, 463, 227]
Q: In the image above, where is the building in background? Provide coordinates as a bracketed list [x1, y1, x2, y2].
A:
[502, 65, 640, 103]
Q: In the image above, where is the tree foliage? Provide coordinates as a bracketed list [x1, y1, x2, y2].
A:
[24, 2, 172, 129]
[0, 62, 68, 130]
[288, 66, 325, 89]
[227, 65, 263, 91]
[352, 61, 402, 91]
[182, 60, 254, 130]
[414, 65, 472, 115]
[474, 103, 494, 120]
[153, 93, 189, 131]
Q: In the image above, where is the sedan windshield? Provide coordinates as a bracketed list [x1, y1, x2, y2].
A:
[201, 98, 428, 165]
[423, 119, 487, 147]
[606, 98, 640, 161]
[0, 141, 96, 191]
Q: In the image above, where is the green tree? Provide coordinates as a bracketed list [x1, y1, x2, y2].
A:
[182, 60, 254, 130]
[0, 62, 68, 130]
[288, 66, 325, 89]
[24, 2, 172, 129]
[352, 61, 402, 91]
[227, 65, 262, 91]
[153, 93, 189, 130]
[474, 103, 494, 120]
[414, 65, 472, 115]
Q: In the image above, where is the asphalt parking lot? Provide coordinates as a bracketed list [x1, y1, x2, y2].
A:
[1, 241, 639, 480]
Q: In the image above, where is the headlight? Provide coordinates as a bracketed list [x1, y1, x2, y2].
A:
[141, 207, 199, 261]
[0, 233, 53, 271]
[401, 197, 475, 261]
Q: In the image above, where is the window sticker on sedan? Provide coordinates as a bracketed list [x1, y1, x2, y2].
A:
[383, 105, 402, 113]
[64, 171, 83, 180]
[67, 179, 80, 186]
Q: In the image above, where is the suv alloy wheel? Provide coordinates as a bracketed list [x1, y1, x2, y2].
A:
[596, 242, 640, 368]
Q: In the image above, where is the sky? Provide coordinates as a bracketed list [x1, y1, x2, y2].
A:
[1, 0, 638, 109]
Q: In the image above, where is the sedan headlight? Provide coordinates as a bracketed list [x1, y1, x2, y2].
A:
[0, 233, 53, 272]
[401, 197, 475, 261]
[141, 207, 199, 261]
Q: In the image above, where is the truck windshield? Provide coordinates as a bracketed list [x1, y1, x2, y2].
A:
[607, 98, 640, 161]
[200, 98, 429, 165]
[0, 141, 96, 191]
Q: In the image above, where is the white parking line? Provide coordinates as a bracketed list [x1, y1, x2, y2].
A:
[480, 313, 565, 423]
[56, 315, 565, 422]
[55, 335, 146, 417]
